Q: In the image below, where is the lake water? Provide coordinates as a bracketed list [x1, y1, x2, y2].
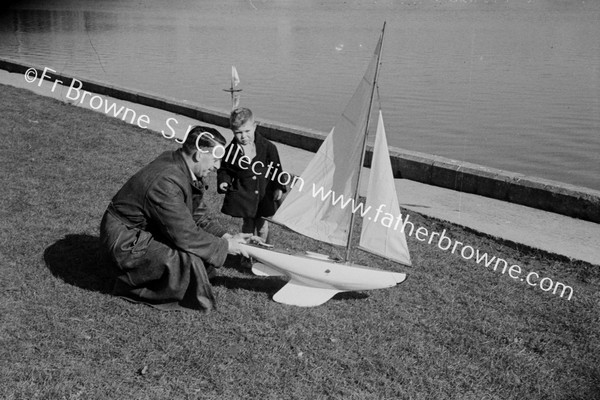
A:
[1, 0, 598, 190]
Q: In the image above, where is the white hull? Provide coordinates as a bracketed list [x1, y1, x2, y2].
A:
[240, 244, 407, 307]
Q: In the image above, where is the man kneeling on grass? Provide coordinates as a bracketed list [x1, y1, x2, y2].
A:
[100, 126, 253, 312]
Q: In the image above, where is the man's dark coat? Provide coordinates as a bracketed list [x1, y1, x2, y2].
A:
[100, 149, 228, 312]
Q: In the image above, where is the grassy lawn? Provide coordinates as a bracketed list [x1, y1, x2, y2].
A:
[1, 83, 599, 400]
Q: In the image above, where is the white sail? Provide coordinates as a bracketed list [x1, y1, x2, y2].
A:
[232, 66, 240, 87]
[358, 111, 411, 265]
[271, 34, 383, 246]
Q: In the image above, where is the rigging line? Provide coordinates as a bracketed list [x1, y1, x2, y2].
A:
[12, 25, 21, 54]
[85, 28, 106, 74]
[247, 0, 258, 11]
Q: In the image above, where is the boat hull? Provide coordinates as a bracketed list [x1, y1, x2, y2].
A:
[240, 244, 407, 307]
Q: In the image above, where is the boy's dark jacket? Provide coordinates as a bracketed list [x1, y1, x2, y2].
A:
[217, 133, 287, 218]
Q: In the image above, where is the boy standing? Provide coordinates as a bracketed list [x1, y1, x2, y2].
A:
[218, 108, 286, 250]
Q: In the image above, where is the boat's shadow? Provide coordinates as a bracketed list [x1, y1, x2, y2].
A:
[211, 272, 369, 302]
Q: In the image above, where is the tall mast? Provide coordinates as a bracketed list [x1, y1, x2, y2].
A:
[344, 21, 386, 262]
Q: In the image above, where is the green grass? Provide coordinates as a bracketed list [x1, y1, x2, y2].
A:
[1, 83, 599, 400]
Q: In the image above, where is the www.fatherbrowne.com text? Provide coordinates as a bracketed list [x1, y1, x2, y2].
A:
[311, 183, 574, 301]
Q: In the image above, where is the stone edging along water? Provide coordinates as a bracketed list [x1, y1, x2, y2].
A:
[2, 57, 598, 224]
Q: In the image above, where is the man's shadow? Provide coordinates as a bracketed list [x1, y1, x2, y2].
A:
[44, 234, 116, 294]
[43, 234, 278, 296]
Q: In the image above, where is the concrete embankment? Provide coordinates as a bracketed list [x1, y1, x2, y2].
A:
[1, 57, 598, 224]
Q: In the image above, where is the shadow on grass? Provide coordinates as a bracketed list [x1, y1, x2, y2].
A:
[212, 275, 283, 294]
[44, 234, 116, 294]
[331, 291, 369, 301]
[212, 264, 369, 303]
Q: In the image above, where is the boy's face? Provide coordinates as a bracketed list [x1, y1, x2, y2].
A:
[232, 119, 256, 145]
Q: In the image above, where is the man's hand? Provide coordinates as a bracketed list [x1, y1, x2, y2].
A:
[226, 233, 252, 257]
[219, 182, 229, 192]
[274, 189, 283, 201]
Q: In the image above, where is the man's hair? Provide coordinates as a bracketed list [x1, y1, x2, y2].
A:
[182, 126, 226, 155]
[230, 107, 254, 130]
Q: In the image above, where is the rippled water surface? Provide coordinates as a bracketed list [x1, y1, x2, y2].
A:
[1, 0, 598, 189]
